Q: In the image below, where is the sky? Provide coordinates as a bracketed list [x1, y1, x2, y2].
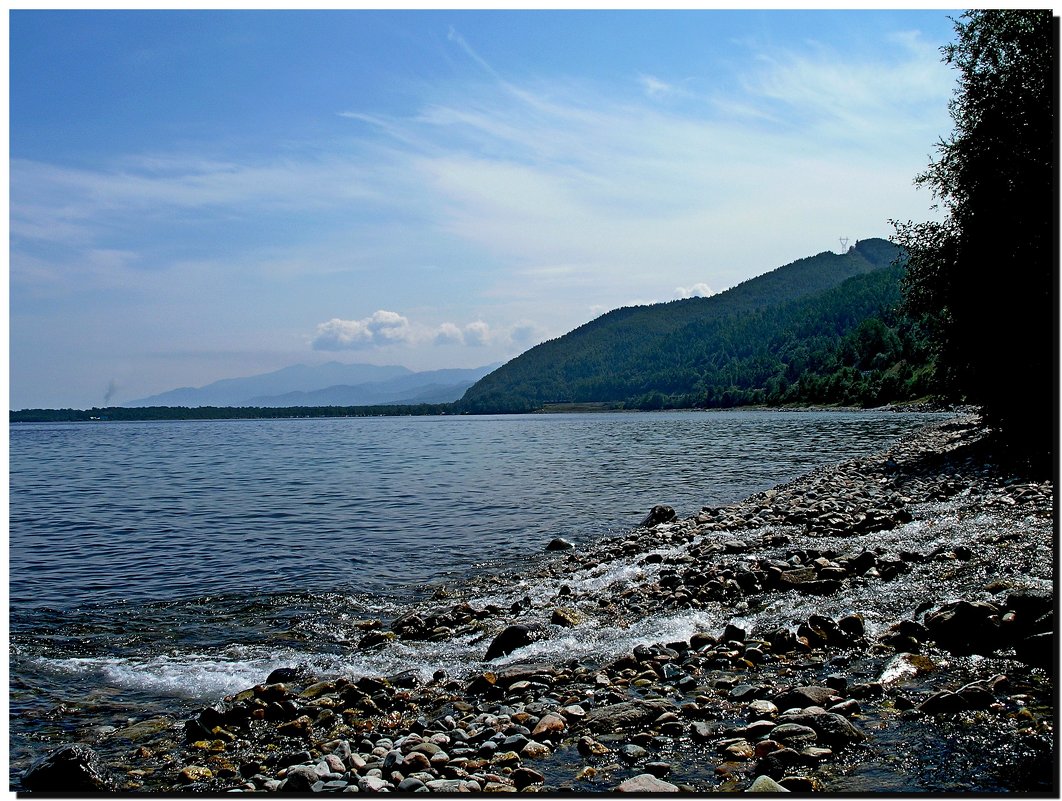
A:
[9, 8, 966, 409]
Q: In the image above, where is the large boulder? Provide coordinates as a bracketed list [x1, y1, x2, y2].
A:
[22, 744, 116, 792]
[484, 624, 545, 661]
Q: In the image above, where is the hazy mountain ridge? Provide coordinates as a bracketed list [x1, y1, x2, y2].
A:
[126, 363, 496, 408]
[245, 367, 498, 407]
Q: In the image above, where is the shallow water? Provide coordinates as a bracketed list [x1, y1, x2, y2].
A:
[10, 409, 951, 781]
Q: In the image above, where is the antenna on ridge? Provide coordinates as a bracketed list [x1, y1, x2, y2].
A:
[839, 236, 850, 253]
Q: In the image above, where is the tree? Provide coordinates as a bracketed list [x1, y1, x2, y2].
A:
[892, 10, 1057, 471]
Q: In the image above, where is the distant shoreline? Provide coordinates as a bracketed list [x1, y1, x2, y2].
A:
[9, 398, 951, 424]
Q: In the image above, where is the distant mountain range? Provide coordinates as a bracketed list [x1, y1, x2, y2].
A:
[126, 362, 501, 408]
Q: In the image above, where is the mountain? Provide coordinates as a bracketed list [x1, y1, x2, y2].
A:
[244, 366, 500, 407]
[457, 238, 935, 413]
[125, 362, 495, 408]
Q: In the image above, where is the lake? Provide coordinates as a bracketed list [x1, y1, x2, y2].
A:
[9, 409, 947, 778]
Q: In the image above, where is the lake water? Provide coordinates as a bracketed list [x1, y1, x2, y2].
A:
[9, 409, 947, 779]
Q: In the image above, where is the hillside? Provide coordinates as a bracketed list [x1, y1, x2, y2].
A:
[458, 239, 936, 413]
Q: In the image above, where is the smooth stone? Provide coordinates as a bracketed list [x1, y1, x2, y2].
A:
[617, 773, 680, 792]
[511, 767, 545, 788]
[619, 743, 649, 762]
[747, 775, 791, 792]
[358, 775, 391, 792]
[531, 712, 566, 738]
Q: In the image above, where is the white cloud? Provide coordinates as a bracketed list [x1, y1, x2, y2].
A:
[463, 320, 491, 346]
[434, 322, 465, 345]
[314, 313, 500, 351]
[675, 282, 715, 299]
[312, 310, 414, 351]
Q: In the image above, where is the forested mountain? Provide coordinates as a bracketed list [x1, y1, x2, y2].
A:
[458, 238, 937, 413]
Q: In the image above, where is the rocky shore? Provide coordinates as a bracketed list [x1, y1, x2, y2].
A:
[21, 414, 1056, 794]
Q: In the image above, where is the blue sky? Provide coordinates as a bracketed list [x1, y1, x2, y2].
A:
[10, 9, 962, 409]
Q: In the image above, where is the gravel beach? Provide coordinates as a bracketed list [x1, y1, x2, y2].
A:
[20, 413, 1056, 794]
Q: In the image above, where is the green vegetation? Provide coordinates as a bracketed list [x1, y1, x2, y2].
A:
[892, 10, 1055, 472]
[457, 239, 938, 413]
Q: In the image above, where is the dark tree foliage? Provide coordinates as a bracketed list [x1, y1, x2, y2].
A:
[893, 10, 1058, 471]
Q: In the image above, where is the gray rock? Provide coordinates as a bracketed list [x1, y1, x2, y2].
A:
[774, 685, 837, 710]
[768, 723, 818, 747]
[617, 773, 680, 792]
[582, 699, 677, 733]
[22, 744, 116, 792]
[619, 743, 649, 762]
[358, 775, 392, 792]
[747, 775, 791, 792]
[776, 711, 866, 746]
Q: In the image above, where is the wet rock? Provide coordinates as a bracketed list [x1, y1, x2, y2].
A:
[1004, 589, 1053, 629]
[550, 607, 581, 628]
[546, 537, 574, 551]
[1015, 631, 1054, 667]
[776, 711, 865, 746]
[581, 699, 677, 733]
[576, 735, 611, 756]
[484, 624, 545, 661]
[956, 683, 996, 709]
[773, 686, 838, 711]
[756, 747, 807, 778]
[747, 699, 779, 720]
[924, 600, 1001, 654]
[512, 766, 545, 788]
[837, 613, 866, 638]
[266, 665, 316, 686]
[617, 773, 679, 792]
[114, 715, 177, 741]
[531, 712, 566, 738]
[620, 743, 649, 762]
[179, 765, 214, 784]
[879, 652, 938, 685]
[768, 723, 818, 748]
[747, 774, 791, 792]
[918, 691, 968, 715]
[22, 744, 117, 792]
[640, 505, 677, 528]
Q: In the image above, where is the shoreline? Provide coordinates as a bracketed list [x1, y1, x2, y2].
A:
[20, 413, 1056, 793]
